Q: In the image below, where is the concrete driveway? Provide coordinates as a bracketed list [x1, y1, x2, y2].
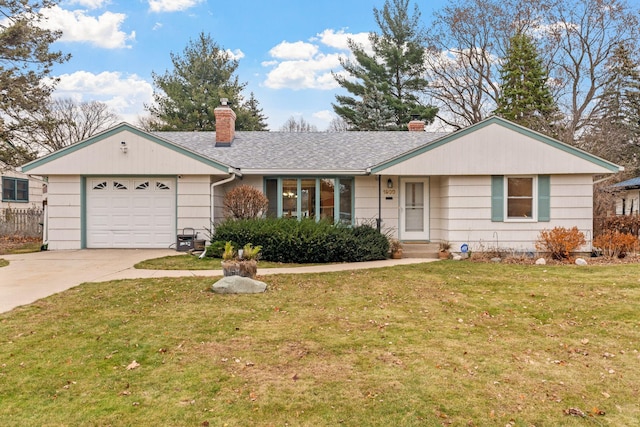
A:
[1, 249, 436, 314]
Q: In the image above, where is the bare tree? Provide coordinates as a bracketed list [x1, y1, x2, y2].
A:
[424, 0, 640, 142]
[16, 98, 120, 154]
[326, 117, 350, 132]
[425, 0, 540, 129]
[543, 0, 640, 143]
[279, 116, 318, 132]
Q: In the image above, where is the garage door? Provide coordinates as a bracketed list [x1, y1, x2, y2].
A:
[87, 178, 176, 248]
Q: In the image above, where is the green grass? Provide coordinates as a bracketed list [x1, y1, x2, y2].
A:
[134, 254, 314, 270]
[2, 262, 640, 426]
[0, 259, 8, 267]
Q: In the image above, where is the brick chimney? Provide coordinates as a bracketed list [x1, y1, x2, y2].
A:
[214, 98, 236, 146]
[408, 116, 425, 132]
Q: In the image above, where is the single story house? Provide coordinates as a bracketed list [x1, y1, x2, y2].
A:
[19, 103, 622, 252]
[612, 176, 640, 216]
[1, 160, 46, 210]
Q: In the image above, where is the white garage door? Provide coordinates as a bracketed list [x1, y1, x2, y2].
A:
[87, 178, 176, 248]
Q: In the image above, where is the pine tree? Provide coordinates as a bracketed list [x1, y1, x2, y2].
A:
[0, 0, 70, 165]
[584, 42, 640, 174]
[235, 92, 269, 131]
[333, 0, 437, 130]
[146, 32, 247, 131]
[495, 32, 560, 136]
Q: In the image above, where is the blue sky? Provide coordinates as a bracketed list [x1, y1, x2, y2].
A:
[42, 0, 446, 130]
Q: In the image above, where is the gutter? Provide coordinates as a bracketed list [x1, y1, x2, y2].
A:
[210, 168, 241, 225]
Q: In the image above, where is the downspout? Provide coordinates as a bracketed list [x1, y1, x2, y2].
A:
[210, 170, 238, 226]
[377, 175, 382, 232]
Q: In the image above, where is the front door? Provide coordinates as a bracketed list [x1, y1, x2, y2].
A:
[400, 178, 429, 240]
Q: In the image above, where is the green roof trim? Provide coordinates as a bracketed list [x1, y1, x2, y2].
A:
[370, 116, 622, 174]
[21, 123, 231, 173]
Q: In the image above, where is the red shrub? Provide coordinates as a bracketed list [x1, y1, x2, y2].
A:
[535, 227, 586, 260]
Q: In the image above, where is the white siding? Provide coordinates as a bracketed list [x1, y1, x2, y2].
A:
[442, 175, 595, 253]
[0, 170, 44, 209]
[46, 176, 82, 250]
[354, 176, 399, 235]
[24, 130, 227, 176]
[176, 175, 211, 240]
[615, 189, 640, 216]
[381, 123, 617, 176]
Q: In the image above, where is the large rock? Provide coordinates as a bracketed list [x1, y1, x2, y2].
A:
[575, 258, 588, 266]
[212, 276, 267, 294]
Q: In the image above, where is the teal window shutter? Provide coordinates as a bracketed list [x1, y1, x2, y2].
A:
[491, 175, 504, 222]
[538, 175, 550, 222]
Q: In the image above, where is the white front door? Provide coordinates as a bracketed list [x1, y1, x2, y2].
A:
[400, 178, 429, 240]
[86, 178, 176, 248]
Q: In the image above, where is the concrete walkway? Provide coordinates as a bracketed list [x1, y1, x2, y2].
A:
[0, 249, 436, 314]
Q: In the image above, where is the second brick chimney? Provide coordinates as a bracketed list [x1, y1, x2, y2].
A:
[408, 118, 425, 132]
[214, 98, 236, 146]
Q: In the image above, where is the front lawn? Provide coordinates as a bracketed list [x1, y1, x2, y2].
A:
[1, 262, 639, 426]
[134, 254, 312, 270]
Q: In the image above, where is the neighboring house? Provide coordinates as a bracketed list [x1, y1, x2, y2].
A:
[612, 176, 640, 216]
[1, 160, 45, 210]
[19, 103, 622, 252]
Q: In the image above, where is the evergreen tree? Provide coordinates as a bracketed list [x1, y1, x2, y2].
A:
[146, 32, 247, 131]
[236, 92, 269, 131]
[583, 42, 640, 174]
[495, 32, 560, 136]
[333, 0, 437, 130]
[0, 0, 70, 165]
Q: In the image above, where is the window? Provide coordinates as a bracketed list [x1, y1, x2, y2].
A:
[2, 177, 29, 202]
[491, 175, 550, 222]
[264, 177, 354, 224]
[507, 177, 533, 218]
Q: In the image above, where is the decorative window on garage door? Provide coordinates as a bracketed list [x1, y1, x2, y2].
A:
[92, 181, 107, 190]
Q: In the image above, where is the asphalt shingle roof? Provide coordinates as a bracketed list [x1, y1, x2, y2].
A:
[154, 131, 449, 172]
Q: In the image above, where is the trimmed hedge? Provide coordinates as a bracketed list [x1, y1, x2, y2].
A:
[211, 218, 389, 263]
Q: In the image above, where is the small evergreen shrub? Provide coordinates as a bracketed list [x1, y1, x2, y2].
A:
[593, 231, 639, 258]
[211, 218, 389, 263]
[535, 226, 585, 260]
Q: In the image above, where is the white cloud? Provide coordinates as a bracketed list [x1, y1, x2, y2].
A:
[40, 6, 134, 49]
[226, 49, 245, 61]
[263, 53, 344, 90]
[53, 71, 154, 123]
[269, 41, 319, 60]
[66, 0, 109, 8]
[262, 28, 373, 91]
[152, 22, 163, 31]
[312, 110, 335, 123]
[314, 29, 372, 54]
[148, 0, 203, 13]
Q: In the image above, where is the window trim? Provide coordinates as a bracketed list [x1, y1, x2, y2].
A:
[492, 175, 550, 223]
[2, 176, 29, 203]
[504, 175, 537, 222]
[264, 177, 354, 224]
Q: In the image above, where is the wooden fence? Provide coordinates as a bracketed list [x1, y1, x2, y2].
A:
[0, 208, 44, 237]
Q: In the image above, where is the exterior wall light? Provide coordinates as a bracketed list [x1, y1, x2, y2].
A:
[387, 178, 393, 189]
[120, 141, 128, 153]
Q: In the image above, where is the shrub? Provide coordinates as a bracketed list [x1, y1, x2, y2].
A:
[223, 185, 269, 219]
[600, 215, 640, 236]
[535, 226, 585, 260]
[211, 218, 389, 263]
[204, 240, 226, 258]
[593, 231, 639, 258]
